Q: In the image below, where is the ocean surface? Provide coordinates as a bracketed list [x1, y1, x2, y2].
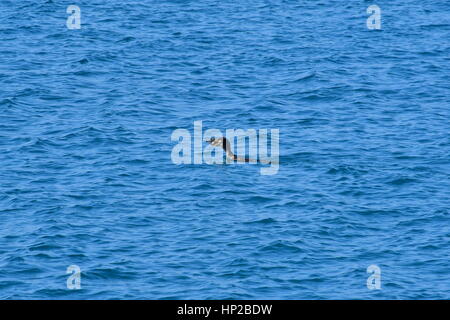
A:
[1, 0, 449, 300]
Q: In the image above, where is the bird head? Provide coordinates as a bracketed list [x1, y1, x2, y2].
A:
[206, 137, 224, 147]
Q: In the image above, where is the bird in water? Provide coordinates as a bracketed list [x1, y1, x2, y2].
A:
[206, 137, 259, 163]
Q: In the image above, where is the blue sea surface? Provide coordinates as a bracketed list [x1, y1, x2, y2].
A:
[1, 0, 450, 299]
